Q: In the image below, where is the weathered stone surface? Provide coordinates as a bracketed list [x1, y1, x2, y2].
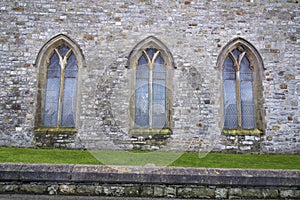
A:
[0, 163, 300, 199]
[0, 0, 299, 154]
[215, 188, 228, 199]
[20, 184, 46, 194]
[59, 184, 76, 194]
[1, 163, 300, 188]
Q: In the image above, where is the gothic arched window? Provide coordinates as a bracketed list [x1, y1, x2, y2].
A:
[218, 38, 265, 134]
[43, 45, 78, 127]
[135, 48, 166, 128]
[223, 48, 255, 129]
[35, 34, 84, 129]
[127, 36, 175, 135]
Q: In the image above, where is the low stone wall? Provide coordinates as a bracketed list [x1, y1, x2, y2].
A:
[0, 163, 299, 199]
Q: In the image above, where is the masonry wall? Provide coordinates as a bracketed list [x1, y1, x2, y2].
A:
[0, 0, 299, 154]
[1, 163, 300, 199]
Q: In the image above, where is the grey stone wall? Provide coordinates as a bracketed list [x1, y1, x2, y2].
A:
[1, 163, 300, 199]
[0, 0, 299, 153]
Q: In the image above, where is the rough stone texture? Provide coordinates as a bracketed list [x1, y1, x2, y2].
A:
[0, 163, 300, 198]
[0, 0, 299, 154]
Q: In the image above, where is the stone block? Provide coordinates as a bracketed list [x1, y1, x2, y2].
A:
[59, 184, 76, 194]
[164, 186, 176, 197]
[191, 187, 215, 198]
[280, 189, 300, 198]
[215, 188, 228, 199]
[177, 187, 193, 198]
[140, 186, 153, 197]
[153, 185, 164, 197]
[20, 184, 47, 194]
[76, 185, 96, 195]
[0, 184, 19, 193]
[262, 188, 279, 198]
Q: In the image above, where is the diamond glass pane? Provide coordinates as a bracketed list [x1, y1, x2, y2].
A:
[152, 54, 166, 128]
[240, 56, 253, 81]
[223, 55, 238, 129]
[43, 52, 60, 126]
[240, 80, 255, 129]
[135, 55, 149, 128]
[61, 52, 78, 127]
[240, 55, 255, 129]
[223, 80, 238, 128]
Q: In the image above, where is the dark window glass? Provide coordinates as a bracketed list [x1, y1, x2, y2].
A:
[43, 52, 60, 126]
[61, 52, 78, 126]
[223, 56, 238, 129]
[134, 49, 167, 129]
[223, 48, 255, 129]
[135, 54, 149, 127]
[152, 54, 166, 128]
[43, 45, 78, 127]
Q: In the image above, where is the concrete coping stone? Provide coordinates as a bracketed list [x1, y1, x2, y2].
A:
[0, 163, 299, 187]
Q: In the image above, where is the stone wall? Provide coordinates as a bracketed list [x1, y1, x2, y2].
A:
[0, 0, 299, 153]
[0, 163, 300, 199]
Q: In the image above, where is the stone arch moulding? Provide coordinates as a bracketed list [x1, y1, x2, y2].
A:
[35, 34, 86, 68]
[217, 37, 265, 75]
[126, 36, 176, 69]
[34, 34, 85, 128]
[217, 37, 265, 134]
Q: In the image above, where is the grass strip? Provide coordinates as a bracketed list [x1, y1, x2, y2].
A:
[0, 147, 101, 165]
[0, 147, 299, 170]
[170, 152, 300, 170]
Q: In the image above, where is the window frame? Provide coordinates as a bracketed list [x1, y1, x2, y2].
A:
[34, 34, 85, 130]
[127, 36, 175, 136]
[217, 38, 265, 135]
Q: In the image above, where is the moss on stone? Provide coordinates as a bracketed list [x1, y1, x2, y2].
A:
[34, 127, 77, 134]
[222, 128, 263, 136]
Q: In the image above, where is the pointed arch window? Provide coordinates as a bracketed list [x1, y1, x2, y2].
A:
[223, 48, 255, 129]
[135, 48, 166, 128]
[218, 38, 265, 134]
[35, 34, 84, 129]
[43, 45, 78, 127]
[128, 36, 175, 135]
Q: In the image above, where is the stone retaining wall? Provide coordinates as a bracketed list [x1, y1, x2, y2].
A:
[0, 163, 299, 199]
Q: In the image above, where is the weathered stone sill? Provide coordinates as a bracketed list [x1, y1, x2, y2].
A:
[222, 128, 263, 135]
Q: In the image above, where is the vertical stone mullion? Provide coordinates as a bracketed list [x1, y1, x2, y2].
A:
[149, 62, 153, 128]
[236, 69, 242, 128]
[57, 51, 66, 127]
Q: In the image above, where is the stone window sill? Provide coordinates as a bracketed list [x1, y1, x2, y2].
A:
[130, 128, 172, 138]
[34, 127, 77, 134]
[222, 128, 263, 136]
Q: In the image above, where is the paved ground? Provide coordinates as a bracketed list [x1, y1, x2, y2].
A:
[0, 194, 207, 200]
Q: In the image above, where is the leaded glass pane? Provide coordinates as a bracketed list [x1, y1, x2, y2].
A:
[223, 56, 238, 129]
[152, 54, 166, 128]
[146, 48, 156, 60]
[135, 55, 149, 128]
[43, 52, 60, 126]
[61, 52, 78, 126]
[240, 56, 253, 81]
[223, 80, 238, 129]
[232, 49, 241, 60]
[240, 56, 255, 129]
[223, 57, 236, 80]
[58, 45, 70, 57]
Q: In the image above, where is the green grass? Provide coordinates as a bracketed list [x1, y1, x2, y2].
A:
[170, 152, 300, 170]
[0, 147, 300, 170]
[0, 147, 101, 165]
